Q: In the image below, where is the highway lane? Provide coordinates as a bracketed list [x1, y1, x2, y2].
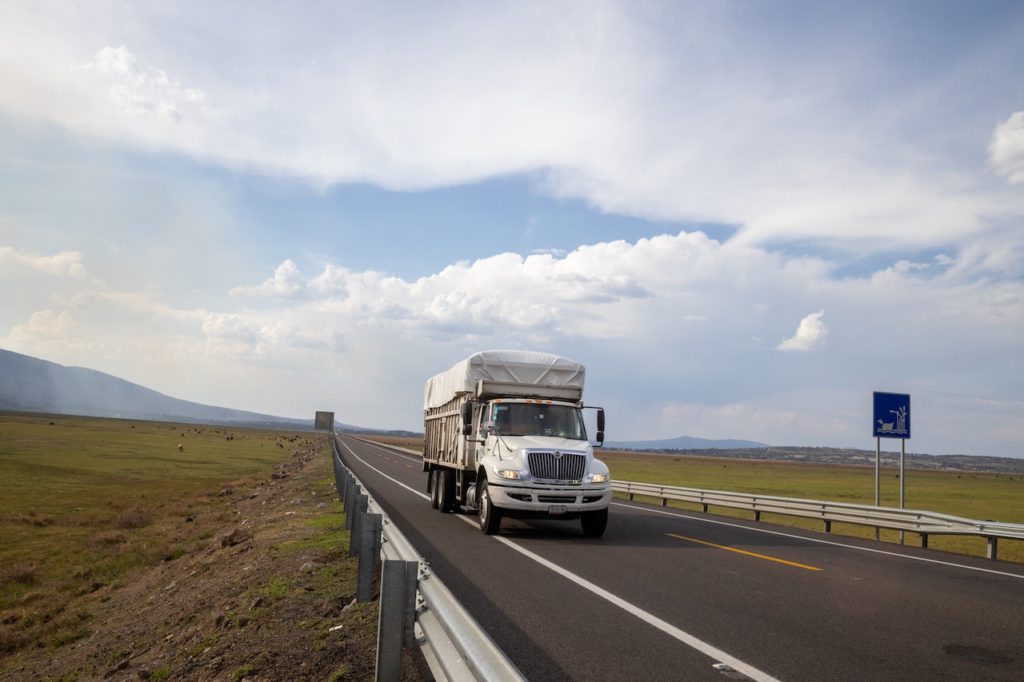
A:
[336, 434, 1024, 681]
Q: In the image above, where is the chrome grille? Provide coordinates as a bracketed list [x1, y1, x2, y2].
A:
[527, 451, 585, 482]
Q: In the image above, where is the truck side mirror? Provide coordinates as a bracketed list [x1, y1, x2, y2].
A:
[461, 401, 474, 436]
[595, 408, 605, 446]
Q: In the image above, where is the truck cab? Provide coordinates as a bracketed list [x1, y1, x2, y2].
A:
[470, 398, 611, 535]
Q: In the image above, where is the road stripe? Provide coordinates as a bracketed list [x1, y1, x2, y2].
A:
[614, 501, 1024, 580]
[667, 533, 823, 571]
[339, 438, 782, 682]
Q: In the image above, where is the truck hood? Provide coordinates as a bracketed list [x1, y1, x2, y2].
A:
[494, 435, 590, 454]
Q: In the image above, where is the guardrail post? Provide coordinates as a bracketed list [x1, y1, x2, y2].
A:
[358, 513, 382, 602]
[350, 494, 368, 557]
[754, 510, 761, 522]
[661, 498, 668, 507]
[987, 536, 998, 561]
[376, 560, 419, 682]
[339, 465, 348, 500]
[332, 453, 343, 499]
[344, 479, 358, 529]
[824, 520, 832, 533]
[920, 533, 928, 549]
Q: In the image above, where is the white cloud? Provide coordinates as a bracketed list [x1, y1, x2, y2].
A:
[2, 4, 1023, 457]
[990, 111, 1024, 184]
[778, 311, 828, 352]
[3, 228, 1022, 456]
[4, 309, 101, 351]
[0, 246, 86, 277]
[2, 4, 1021, 252]
[230, 259, 305, 299]
[73, 46, 207, 124]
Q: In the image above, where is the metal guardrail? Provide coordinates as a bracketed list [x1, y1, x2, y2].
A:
[331, 435, 526, 682]
[612, 480, 1024, 560]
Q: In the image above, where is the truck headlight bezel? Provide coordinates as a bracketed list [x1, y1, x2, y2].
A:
[590, 473, 609, 483]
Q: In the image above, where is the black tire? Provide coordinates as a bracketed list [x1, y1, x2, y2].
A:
[478, 480, 502, 534]
[581, 508, 608, 537]
[438, 469, 456, 513]
[429, 469, 440, 510]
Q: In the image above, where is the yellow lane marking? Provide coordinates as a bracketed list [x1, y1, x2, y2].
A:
[667, 533, 823, 572]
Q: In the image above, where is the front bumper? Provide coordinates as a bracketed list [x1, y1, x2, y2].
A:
[487, 482, 612, 513]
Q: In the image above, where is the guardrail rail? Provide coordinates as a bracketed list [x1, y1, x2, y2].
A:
[612, 480, 1024, 560]
[330, 435, 526, 682]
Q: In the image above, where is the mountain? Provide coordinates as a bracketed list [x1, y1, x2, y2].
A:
[606, 435, 769, 451]
[0, 348, 311, 428]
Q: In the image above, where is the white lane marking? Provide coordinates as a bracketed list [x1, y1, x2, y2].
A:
[354, 437, 422, 462]
[340, 440, 427, 499]
[482, 526, 780, 682]
[339, 438, 781, 682]
[612, 501, 1024, 581]
[353, 438, 1024, 581]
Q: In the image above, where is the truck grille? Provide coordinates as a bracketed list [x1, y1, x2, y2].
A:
[527, 452, 585, 482]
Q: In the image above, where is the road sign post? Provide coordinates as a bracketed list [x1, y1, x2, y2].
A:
[872, 392, 911, 543]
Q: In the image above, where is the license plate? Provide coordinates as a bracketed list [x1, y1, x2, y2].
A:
[548, 505, 568, 515]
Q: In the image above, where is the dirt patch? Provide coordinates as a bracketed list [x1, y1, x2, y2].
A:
[0, 443, 430, 681]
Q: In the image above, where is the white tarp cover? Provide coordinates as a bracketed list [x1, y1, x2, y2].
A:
[424, 350, 585, 410]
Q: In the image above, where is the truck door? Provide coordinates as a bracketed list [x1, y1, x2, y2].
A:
[467, 402, 488, 469]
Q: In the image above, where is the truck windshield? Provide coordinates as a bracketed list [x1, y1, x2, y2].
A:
[491, 403, 586, 440]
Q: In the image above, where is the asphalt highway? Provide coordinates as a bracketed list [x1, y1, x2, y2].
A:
[336, 434, 1024, 681]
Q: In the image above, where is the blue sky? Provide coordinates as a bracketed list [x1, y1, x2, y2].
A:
[1, 1, 1022, 458]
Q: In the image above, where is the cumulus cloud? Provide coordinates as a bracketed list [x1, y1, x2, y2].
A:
[990, 111, 1024, 184]
[202, 312, 344, 355]
[230, 259, 305, 299]
[778, 311, 828, 352]
[4, 309, 101, 351]
[0, 246, 86, 277]
[4, 227, 1022, 455]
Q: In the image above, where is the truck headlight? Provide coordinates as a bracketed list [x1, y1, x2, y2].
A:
[590, 473, 608, 483]
[495, 468, 522, 480]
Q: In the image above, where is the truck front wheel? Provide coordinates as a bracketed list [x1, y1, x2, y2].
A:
[478, 481, 502, 534]
[581, 508, 608, 537]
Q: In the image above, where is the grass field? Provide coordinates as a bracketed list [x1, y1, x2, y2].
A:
[363, 434, 1024, 563]
[0, 412, 316, 655]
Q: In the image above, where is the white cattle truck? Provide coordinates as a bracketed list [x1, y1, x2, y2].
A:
[423, 350, 611, 536]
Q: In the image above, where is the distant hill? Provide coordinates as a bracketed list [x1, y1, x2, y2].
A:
[0, 348, 315, 429]
[607, 435, 769, 450]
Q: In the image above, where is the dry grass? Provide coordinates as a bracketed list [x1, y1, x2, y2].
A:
[114, 508, 152, 529]
[0, 563, 37, 587]
[0, 412, 318, 658]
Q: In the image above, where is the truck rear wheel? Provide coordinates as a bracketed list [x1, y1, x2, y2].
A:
[438, 469, 456, 513]
[581, 508, 608, 537]
[429, 470, 440, 510]
[478, 480, 502, 534]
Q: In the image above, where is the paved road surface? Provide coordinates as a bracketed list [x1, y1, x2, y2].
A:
[336, 434, 1024, 681]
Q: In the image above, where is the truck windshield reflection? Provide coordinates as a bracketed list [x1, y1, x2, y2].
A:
[491, 403, 586, 440]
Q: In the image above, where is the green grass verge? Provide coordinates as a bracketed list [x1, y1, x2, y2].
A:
[603, 450, 1024, 563]
[0, 412, 317, 654]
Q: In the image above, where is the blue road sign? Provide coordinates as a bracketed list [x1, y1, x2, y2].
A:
[873, 392, 910, 439]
